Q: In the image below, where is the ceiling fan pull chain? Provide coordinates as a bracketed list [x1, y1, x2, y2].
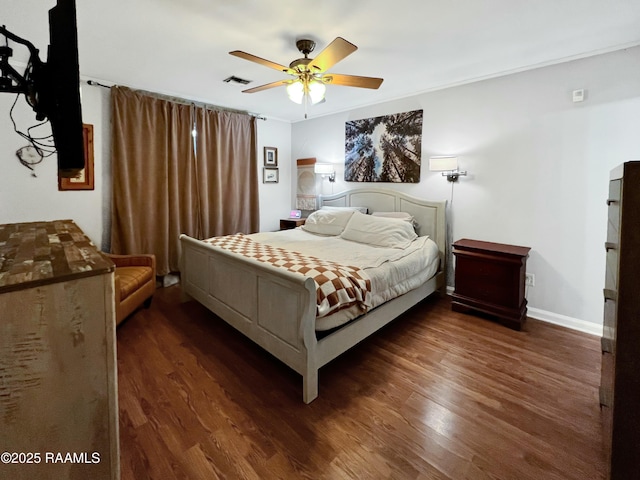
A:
[304, 91, 308, 119]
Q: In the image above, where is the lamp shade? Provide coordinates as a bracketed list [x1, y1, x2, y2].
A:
[429, 156, 458, 171]
[286, 81, 304, 104]
[308, 80, 326, 104]
[314, 163, 334, 174]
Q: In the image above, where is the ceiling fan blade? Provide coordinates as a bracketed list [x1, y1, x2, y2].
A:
[229, 50, 294, 74]
[308, 37, 357, 73]
[242, 79, 291, 93]
[322, 73, 384, 89]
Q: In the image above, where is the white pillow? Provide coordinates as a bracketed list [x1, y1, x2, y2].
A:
[371, 211, 419, 231]
[321, 205, 368, 214]
[302, 209, 355, 236]
[340, 211, 418, 248]
[370, 211, 414, 222]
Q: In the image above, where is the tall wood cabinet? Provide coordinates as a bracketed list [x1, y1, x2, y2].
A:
[0, 220, 120, 480]
[599, 161, 640, 480]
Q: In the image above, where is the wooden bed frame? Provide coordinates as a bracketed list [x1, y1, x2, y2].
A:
[179, 189, 446, 403]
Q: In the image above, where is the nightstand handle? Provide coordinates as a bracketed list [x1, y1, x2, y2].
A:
[603, 289, 617, 301]
[604, 242, 617, 251]
[606, 199, 618, 206]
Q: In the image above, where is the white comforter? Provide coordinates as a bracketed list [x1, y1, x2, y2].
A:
[249, 229, 440, 330]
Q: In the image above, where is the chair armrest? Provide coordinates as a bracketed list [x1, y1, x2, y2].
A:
[103, 253, 156, 272]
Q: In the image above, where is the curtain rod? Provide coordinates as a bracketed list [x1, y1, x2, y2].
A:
[85, 80, 267, 120]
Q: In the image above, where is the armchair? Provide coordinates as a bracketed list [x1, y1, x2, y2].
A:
[104, 253, 156, 326]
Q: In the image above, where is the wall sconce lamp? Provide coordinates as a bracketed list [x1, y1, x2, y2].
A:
[429, 156, 467, 182]
[314, 163, 336, 182]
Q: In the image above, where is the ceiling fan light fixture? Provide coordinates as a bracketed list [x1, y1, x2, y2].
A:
[286, 80, 304, 104]
[231, 37, 382, 117]
[308, 80, 326, 104]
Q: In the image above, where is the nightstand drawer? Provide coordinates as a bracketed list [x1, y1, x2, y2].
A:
[602, 297, 617, 351]
[454, 258, 516, 306]
[607, 205, 620, 243]
[604, 248, 618, 291]
[606, 180, 621, 242]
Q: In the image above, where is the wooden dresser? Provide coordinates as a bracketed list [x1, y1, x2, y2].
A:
[599, 161, 640, 480]
[0, 220, 120, 480]
[452, 239, 531, 330]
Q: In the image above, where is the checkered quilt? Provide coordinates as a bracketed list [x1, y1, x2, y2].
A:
[204, 234, 372, 318]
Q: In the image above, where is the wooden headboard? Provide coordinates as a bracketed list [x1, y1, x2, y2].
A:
[320, 189, 447, 269]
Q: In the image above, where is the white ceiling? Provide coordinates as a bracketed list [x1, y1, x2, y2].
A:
[5, 0, 640, 122]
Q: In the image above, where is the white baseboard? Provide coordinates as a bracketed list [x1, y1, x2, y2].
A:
[526, 307, 602, 337]
[443, 287, 602, 336]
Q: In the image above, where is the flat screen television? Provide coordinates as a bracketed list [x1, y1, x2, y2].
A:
[0, 0, 84, 178]
[44, 0, 85, 178]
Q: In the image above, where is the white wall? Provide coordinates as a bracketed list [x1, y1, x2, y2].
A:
[257, 117, 292, 232]
[0, 84, 110, 244]
[292, 46, 640, 330]
[0, 84, 292, 246]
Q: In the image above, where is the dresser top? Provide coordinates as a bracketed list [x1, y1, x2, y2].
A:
[0, 219, 114, 294]
[610, 160, 640, 181]
[453, 238, 531, 257]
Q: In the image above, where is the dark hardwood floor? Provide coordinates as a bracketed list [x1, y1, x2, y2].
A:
[116, 286, 606, 480]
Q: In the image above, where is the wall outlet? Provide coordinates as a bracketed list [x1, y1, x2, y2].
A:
[525, 273, 535, 287]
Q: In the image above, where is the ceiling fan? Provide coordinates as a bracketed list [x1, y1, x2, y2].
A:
[229, 37, 383, 115]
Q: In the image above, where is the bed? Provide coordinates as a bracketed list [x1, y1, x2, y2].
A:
[179, 189, 446, 403]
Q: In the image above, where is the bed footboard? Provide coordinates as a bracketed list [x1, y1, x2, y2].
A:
[179, 234, 320, 402]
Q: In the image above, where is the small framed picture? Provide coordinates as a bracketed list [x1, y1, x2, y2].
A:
[263, 167, 279, 183]
[59, 123, 94, 190]
[264, 146, 278, 166]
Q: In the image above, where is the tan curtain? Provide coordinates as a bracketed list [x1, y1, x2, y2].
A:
[110, 86, 259, 275]
[195, 108, 259, 236]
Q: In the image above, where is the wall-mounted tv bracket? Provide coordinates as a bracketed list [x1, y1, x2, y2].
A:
[0, 25, 46, 120]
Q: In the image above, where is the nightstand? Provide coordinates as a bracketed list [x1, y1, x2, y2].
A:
[452, 238, 531, 330]
[279, 218, 306, 230]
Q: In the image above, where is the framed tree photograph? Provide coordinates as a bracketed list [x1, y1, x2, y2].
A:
[345, 109, 423, 183]
[264, 146, 278, 166]
[263, 167, 279, 183]
[59, 123, 95, 190]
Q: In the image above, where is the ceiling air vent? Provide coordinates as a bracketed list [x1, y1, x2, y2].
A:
[223, 75, 252, 85]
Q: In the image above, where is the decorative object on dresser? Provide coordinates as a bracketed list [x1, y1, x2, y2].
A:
[452, 239, 531, 330]
[599, 161, 640, 480]
[0, 219, 119, 480]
